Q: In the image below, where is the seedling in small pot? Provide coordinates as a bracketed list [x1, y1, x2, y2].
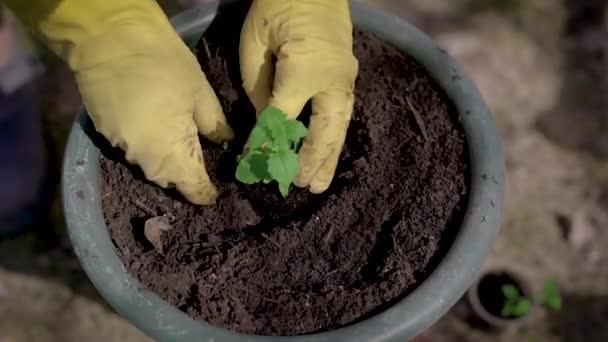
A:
[498, 277, 563, 318]
[467, 271, 563, 330]
[501, 284, 531, 318]
[235, 106, 308, 197]
[499, 278, 562, 318]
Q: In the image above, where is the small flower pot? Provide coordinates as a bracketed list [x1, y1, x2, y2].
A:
[466, 269, 534, 329]
[61, 1, 504, 341]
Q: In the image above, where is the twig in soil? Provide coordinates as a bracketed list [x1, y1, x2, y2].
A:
[132, 199, 155, 216]
[353, 262, 365, 276]
[405, 79, 420, 93]
[322, 225, 336, 245]
[261, 233, 281, 249]
[202, 38, 212, 59]
[324, 268, 340, 279]
[405, 96, 429, 142]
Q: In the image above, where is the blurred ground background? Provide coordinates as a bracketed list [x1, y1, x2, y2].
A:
[1, 0, 607, 341]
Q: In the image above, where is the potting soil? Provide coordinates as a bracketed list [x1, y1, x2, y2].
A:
[101, 6, 469, 336]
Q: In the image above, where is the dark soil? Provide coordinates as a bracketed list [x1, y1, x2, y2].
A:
[477, 273, 525, 318]
[101, 4, 469, 336]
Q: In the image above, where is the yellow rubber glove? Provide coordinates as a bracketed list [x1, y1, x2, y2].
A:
[5, 0, 234, 205]
[240, 0, 359, 194]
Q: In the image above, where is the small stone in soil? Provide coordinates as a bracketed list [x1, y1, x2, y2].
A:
[144, 216, 173, 255]
[558, 208, 595, 249]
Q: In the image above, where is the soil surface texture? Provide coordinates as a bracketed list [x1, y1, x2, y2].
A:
[101, 5, 469, 336]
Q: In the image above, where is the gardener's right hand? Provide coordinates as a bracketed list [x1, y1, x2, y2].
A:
[5, 0, 234, 205]
[239, 0, 359, 194]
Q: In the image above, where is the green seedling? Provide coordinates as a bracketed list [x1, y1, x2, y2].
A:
[498, 277, 561, 319]
[537, 278, 562, 311]
[235, 106, 308, 197]
[501, 284, 532, 318]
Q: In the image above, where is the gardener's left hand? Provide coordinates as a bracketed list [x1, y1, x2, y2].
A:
[240, 0, 359, 194]
[5, 0, 234, 206]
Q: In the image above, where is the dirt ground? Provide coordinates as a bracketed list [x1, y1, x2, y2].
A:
[1, 0, 607, 341]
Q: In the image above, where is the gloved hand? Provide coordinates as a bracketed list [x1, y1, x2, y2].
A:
[240, 0, 359, 194]
[5, 0, 234, 205]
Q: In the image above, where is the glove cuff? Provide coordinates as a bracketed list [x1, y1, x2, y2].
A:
[5, 0, 177, 70]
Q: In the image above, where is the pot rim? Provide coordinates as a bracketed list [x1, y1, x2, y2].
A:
[61, 1, 504, 341]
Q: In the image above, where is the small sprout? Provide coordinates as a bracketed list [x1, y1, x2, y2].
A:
[537, 278, 562, 311]
[501, 284, 531, 318]
[235, 106, 308, 197]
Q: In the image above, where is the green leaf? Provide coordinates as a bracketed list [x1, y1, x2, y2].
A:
[235, 156, 260, 184]
[501, 284, 530, 318]
[539, 279, 559, 297]
[502, 284, 521, 300]
[513, 299, 531, 317]
[235, 106, 307, 197]
[268, 149, 300, 197]
[268, 149, 300, 184]
[257, 106, 292, 148]
[258, 107, 287, 138]
[247, 125, 272, 150]
[278, 181, 291, 197]
[235, 152, 272, 184]
[258, 106, 288, 128]
[547, 296, 562, 311]
[501, 304, 514, 318]
[284, 120, 308, 145]
[501, 299, 530, 318]
[248, 152, 272, 183]
[538, 279, 561, 311]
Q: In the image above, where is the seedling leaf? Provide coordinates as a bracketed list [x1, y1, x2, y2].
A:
[502, 284, 520, 300]
[235, 106, 308, 197]
[285, 120, 308, 146]
[258, 107, 288, 145]
[258, 106, 287, 127]
[513, 299, 531, 316]
[235, 155, 259, 185]
[235, 151, 273, 184]
[268, 149, 300, 197]
[278, 181, 291, 197]
[249, 152, 273, 183]
[538, 279, 562, 311]
[247, 125, 272, 150]
[501, 284, 530, 318]
[547, 296, 562, 311]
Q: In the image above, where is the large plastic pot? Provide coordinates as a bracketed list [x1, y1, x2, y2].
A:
[62, 1, 504, 341]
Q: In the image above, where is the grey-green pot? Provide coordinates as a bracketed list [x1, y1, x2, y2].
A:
[62, 1, 504, 341]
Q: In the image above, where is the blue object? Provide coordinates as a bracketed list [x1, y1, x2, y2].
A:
[0, 44, 49, 236]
